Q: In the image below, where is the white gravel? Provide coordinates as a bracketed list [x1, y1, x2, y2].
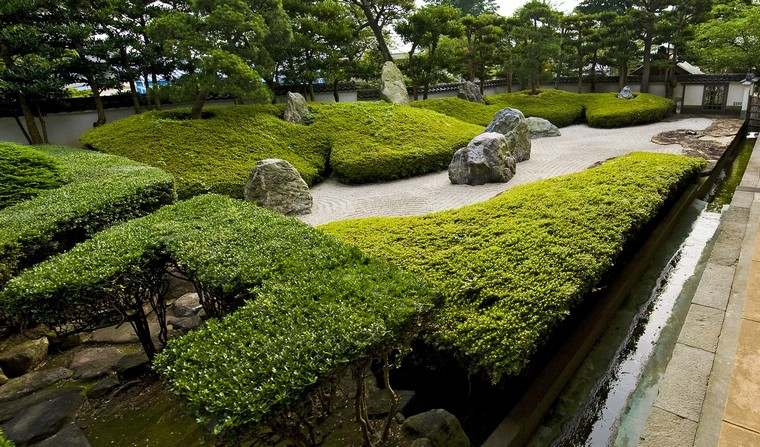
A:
[300, 117, 714, 226]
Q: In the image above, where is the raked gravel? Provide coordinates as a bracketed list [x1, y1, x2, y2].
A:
[300, 117, 713, 226]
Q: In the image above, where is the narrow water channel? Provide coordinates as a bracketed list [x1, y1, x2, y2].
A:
[528, 137, 756, 447]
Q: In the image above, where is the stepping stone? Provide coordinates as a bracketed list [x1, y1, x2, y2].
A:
[1, 389, 83, 445]
[31, 422, 91, 447]
[70, 346, 128, 380]
[0, 367, 73, 403]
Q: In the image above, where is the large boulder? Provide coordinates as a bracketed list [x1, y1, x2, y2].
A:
[448, 133, 517, 186]
[0, 368, 73, 403]
[244, 159, 312, 215]
[457, 81, 484, 103]
[525, 117, 561, 139]
[618, 85, 634, 99]
[69, 346, 128, 380]
[171, 292, 202, 317]
[283, 92, 312, 124]
[484, 108, 531, 161]
[0, 337, 48, 378]
[401, 409, 470, 447]
[1, 389, 84, 445]
[379, 61, 409, 104]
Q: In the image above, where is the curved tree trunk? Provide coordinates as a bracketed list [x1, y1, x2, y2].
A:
[18, 95, 43, 144]
[93, 88, 107, 126]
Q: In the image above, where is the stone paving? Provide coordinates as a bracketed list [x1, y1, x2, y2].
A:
[301, 117, 713, 226]
[639, 137, 760, 447]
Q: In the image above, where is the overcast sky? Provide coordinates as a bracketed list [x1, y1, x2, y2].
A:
[414, 0, 580, 15]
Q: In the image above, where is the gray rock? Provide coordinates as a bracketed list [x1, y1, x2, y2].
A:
[457, 81, 484, 103]
[115, 352, 149, 377]
[448, 133, 517, 186]
[368, 389, 415, 417]
[31, 423, 91, 447]
[244, 159, 312, 215]
[379, 61, 409, 104]
[484, 108, 531, 161]
[69, 346, 128, 380]
[0, 369, 7, 386]
[411, 439, 434, 447]
[0, 368, 73, 403]
[0, 337, 48, 378]
[618, 85, 634, 99]
[167, 314, 201, 332]
[283, 92, 312, 124]
[525, 117, 561, 139]
[171, 292, 202, 317]
[401, 409, 470, 447]
[1, 389, 83, 445]
[90, 321, 159, 344]
[86, 374, 120, 399]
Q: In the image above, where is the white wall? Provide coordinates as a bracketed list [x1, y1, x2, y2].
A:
[727, 83, 746, 108]
[683, 85, 704, 106]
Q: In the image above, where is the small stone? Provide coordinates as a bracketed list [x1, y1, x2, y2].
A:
[401, 409, 470, 447]
[283, 92, 312, 124]
[1, 389, 83, 445]
[457, 81, 484, 103]
[31, 422, 91, 447]
[617, 85, 634, 99]
[70, 346, 128, 380]
[484, 108, 531, 162]
[86, 374, 120, 399]
[0, 337, 49, 377]
[0, 367, 72, 403]
[448, 133, 517, 186]
[171, 292, 202, 317]
[244, 159, 312, 215]
[379, 61, 409, 104]
[525, 117, 561, 139]
[167, 314, 201, 332]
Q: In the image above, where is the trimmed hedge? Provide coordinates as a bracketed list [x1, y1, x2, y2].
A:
[322, 152, 705, 381]
[584, 92, 674, 128]
[0, 143, 175, 286]
[0, 194, 435, 436]
[411, 89, 673, 129]
[0, 143, 64, 210]
[81, 102, 481, 197]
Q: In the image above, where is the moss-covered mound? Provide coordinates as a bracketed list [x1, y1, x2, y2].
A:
[0, 143, 174, 286]
[411, 89, 673, 129]
[322, 152, 705, 381]
[82, 102, 481, 197]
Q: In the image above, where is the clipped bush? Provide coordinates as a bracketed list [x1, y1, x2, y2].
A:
[322, 152, 705, 381]
[584, 92, 674, 128]
[1, 194, 435, 440]
[313, 102, 480, 183]
[81, 102, 480, 196]
[0, 143, 64, 209]
[412, 89, 672, 129]
[0, 144, 174, 286]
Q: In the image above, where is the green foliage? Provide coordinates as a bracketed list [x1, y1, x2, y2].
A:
[81, 101, 481, 196]
[690, 1, 760, 73]
[0, 194, 435, 434]
[583, 92, 674, 128]
[0, 429, 13, 447]
[0, 143, 174, 286]
[411, 89, 672, 128]
[0, 143, 64, 209]
[322, 152, 706, 380]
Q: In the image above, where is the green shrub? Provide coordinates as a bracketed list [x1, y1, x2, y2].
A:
[584, 93, 674, 128]
[322, 152, 705, 381]
[81, 102, 481, 196]
[0, 144, 174, 286]
[1, 194, 435, 436]
[313, 102, 480, 183]
[0, 143, 64, 209]
[0, 430, 13, 447]
[412, 89, 672, 129]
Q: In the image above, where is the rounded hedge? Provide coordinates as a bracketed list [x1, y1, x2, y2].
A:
[584, 92, 674, 128]
[82, 102, 481, 197]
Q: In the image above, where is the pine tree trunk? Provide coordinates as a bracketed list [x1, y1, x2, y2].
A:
[151, 72, 161, 107]
[357, 0, 392, 62]
[618, 63, 627, 90]
[333, 79, 340, 102]
[641, 33, 653, 93]
[18, 95, 43, 144]
[590, 51, 598, 92]
[93, 88, 107, 126]
[35, 104, 48, 143]
[129, 79, 142, 114]
[191, 91, 206, 119]
[13, 116, 32, 144]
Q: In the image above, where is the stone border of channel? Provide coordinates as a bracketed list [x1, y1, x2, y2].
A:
[639, 136, 760, 447]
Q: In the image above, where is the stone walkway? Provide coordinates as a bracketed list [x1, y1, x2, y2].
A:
[301, 117, 713, 226]
[639, 137, 760, 446]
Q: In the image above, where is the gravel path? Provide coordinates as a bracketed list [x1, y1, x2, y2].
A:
[301, 117, 714, 226]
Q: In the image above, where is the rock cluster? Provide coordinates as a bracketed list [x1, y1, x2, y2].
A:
[526, 116, 561, 139]
[380, 61, 410, 104]
[283, 92, 312, 124]
[618, 85, 634, 99]
[448, 133, 517, 185]
[244, 158, 313, 215]
[457, 81, 484, 103]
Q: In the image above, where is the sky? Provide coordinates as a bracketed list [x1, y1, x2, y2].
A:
[413, 0, 580, 15]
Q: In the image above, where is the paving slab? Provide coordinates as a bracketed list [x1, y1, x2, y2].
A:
[742, 260, 760, 322]
[723, 318, 760, 433]
[640, 407, 698, 447]
[691, 263, 735, 310]
[654, 343, 714, 422]
[718, 422, 760, 447]
[678, 304, 725, 353]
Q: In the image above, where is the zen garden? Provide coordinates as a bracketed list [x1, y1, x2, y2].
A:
[1, 0, 760, 446]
